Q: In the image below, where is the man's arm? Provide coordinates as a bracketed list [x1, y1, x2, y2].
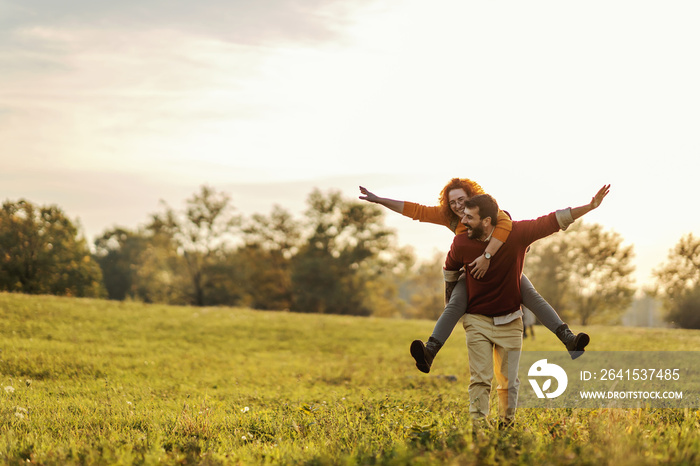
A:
[519, 185, 612, 246]
[359, 186, 404, 214]
[556, 184, 611, 230]
[571, 184, 610, 220]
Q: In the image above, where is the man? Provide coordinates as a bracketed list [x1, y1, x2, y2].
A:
[443, 185, 610, 427]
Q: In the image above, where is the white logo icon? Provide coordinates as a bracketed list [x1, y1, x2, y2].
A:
[528, 359, 568, 399]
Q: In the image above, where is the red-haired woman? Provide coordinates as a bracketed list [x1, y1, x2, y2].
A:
[359, 179, 589, 373]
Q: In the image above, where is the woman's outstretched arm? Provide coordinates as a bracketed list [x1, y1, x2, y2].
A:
[359, 186, 404, 214]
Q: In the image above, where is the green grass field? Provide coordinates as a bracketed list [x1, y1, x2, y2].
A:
[1, 292, 699, 465]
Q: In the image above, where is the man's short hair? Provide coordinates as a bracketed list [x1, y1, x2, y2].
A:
[464, 194, 499, 225]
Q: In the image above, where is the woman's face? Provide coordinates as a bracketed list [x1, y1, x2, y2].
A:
[448, 188, 468, 217]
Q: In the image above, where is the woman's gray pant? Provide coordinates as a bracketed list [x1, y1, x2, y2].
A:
[430, 273, 564, 344]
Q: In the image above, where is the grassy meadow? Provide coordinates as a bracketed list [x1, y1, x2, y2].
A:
[1, 292, 700, 465]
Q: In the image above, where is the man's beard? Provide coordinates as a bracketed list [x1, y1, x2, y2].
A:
[467, 223, 485, 240]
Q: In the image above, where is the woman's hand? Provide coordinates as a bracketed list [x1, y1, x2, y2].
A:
[358, 186, 405, 214]
[359, 186, 379, 203]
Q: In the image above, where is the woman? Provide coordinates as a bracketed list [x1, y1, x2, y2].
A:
[359, 178, 589, 373]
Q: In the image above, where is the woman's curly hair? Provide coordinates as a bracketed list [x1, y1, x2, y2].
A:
[439, 177, 485, 221]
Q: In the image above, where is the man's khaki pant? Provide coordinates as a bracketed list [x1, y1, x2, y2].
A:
[463, 313, 523, 422]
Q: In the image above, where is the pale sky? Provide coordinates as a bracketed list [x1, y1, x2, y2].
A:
[2, 0, 699, 288]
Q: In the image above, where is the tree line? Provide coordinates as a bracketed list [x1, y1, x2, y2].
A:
[1, 186, 698, 328]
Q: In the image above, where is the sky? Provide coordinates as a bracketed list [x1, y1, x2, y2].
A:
[2, 0, 699, 289]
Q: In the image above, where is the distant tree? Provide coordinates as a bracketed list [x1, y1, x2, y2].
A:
[664, 286, 700, 329]
[520, 238, 571, 314]
[360, 244, 415, 318]
[94, 224, 188, 304]
[290, 189, 397, 315]
[198, 251, 250, 307]
[524, 221, 635, 325]
[397, 251, 445, 320]
[131, 227, 189, 304]
[150, 185, 239, 306]
[237, 205, 301, 310]
[0, 199, 104, 297]
[94, 227, 148, 300]
[652, 233, 700, 329]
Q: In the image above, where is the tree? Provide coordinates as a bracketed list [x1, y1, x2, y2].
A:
[150, 185, 239, 306]
[0, 199, 104, 297]
[237, 205, 301, 310]
[523, 221, 635, 325]
[197, 251, 250, 307]
[131, 227, 189, 305]
[519, 237, 571, 314]
[94, 227, 148, 300]
[94, 225, 188, 304]
[402, 252, 446, 320]
[357, 243, 414, 318]
[652, 233, 700, 328]
[665, 287, 700, 329]
[290, 189, 397, 315]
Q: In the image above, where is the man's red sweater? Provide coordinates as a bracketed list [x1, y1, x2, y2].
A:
[444, 212, 560, 317]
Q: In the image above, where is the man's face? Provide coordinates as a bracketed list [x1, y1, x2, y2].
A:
[448, 188, 468, 217]
[461, 206, 486, 239]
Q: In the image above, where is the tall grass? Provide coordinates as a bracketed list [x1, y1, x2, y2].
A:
[1, 292, 699, 465]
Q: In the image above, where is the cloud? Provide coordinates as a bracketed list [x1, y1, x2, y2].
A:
[0, 0, 378, 46]
[0, 0, 390, 174]
[1, 0, 366, 87]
